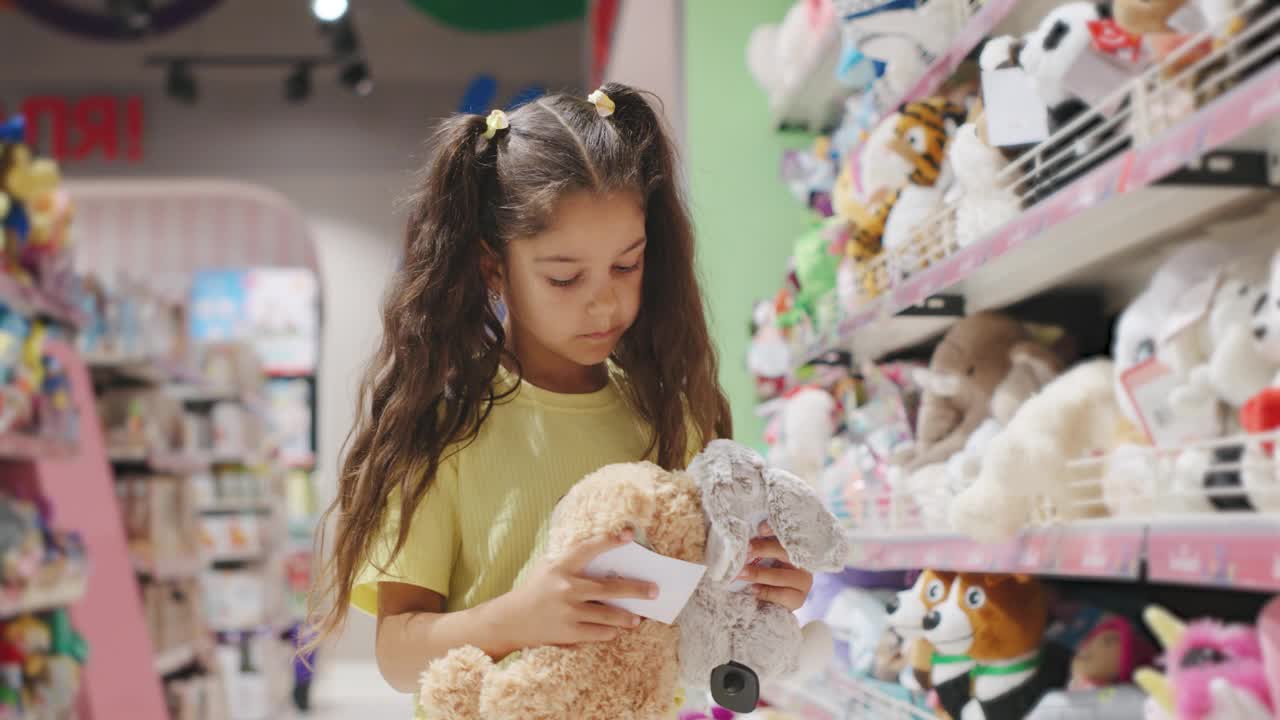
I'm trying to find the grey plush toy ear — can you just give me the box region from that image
[688,439,764,584]
[762,467,850,573]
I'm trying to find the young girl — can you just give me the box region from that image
[312,83,816,705]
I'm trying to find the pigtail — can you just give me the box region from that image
[310,111,512,646]
[600,84,734,466]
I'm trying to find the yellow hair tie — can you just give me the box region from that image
[587,89,615,118]
[483,109,509,139]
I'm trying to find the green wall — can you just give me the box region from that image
[685,0,815,447]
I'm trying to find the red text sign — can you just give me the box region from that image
[0,95,144,164]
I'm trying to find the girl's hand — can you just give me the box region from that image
[737,522,814,611]
[499,530,658,650]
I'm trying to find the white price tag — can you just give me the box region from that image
[583,542,707,624]
[1061,47,1141,113]
[1120,359,1220,446]
[1168,3,1210,33]
[1160,272,1220,346]
[981,68,1050,148]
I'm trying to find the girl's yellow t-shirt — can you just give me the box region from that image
[352,366,661,615]
[352,367,699,717]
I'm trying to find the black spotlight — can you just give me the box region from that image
[327,16,360,56]
[107,0,153,33]
[166,61,197,104]
[339,60,374,96]
[285,63,312,104]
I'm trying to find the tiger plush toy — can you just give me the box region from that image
[832,97,964,301]
[880,97,966,279]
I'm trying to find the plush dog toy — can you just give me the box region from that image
[676,440,850,713]
[885,568,957,691]
[418,461,706,720]
[925,573,1068,720]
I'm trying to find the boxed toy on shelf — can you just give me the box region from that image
[0,609,88,719]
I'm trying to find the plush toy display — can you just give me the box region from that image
[900,336,1065,529]
[747,0,847,131]
[766,386,838,488]
[1015,2,1129,201]
[418,461,706,720]
[748,300,793,402]
[951,359,1116,540]
[925,573,1069,720]
[948,102,1024,248]
[1135,605,1276,720]
[822,585,896,676]
[877,98,967,278]
[1024,686,1150,720]
[1166,256,1277,415]
[893,312,1037,474]
[677,440,850,712]
[1068,614,1155,690]
[885,569,957,695]
[837,0,958,103]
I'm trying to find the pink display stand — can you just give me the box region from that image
[7,340,169,720]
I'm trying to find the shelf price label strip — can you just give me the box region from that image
[1147,521,1280,592]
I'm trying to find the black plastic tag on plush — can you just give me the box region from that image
[710,662,760,714]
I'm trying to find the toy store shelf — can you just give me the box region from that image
[154,644,199,676]
[168,383,241,405]
[1145,515,1280,593]
[766,670,934,720]
[208,550,268,565]
[109,446,212,476]
[0,272,87,329]
[87,353,176,386]
[803,59,1280,365]
[0,433,78,461]
[132,551,206,580]
[764,677,845,720]
[198,502,273,516]
[846,520,1146,580]
[0,572,88,619]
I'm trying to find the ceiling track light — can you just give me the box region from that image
[323,15,360,57]
[285,63,313,104]
[165,60,197,105]
[146,48,375,103]
[311,0,349,23]
[339,60,374,97]
[106,0,154,34]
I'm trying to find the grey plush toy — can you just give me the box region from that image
[677,440,851,711]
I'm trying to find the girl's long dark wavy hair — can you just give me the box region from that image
[311,83,732,641]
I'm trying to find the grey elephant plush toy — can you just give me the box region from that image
[677,440,850,712]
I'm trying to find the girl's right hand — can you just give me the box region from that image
[499,530,658,649]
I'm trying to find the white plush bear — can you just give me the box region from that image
[1167,258,1276,415]
[950,360,1117,540]
[1249,250,1280,375]
[747,0,847,131]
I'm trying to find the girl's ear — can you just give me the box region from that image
[480,250,504,296]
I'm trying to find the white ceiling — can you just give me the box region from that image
[0,0,586,92]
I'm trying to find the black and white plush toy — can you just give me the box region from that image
[1017,2,1129,201]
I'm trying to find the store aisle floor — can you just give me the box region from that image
[304,660,411,718]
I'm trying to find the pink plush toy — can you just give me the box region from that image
[1136,606,1275,720]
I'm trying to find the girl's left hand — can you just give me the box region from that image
[736,521,814,611]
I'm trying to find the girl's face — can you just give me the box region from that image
[500,190,645,388]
